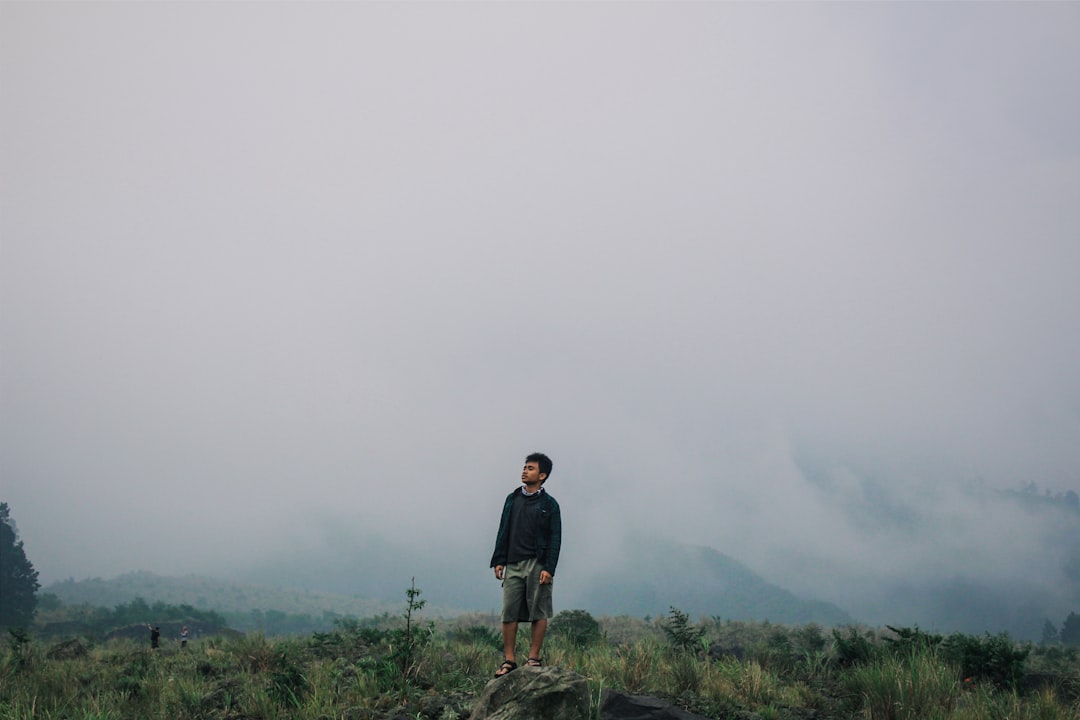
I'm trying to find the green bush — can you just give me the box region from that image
[870,625,1031,691]
[884,625,943,655]
[939,631,1030,690]
[831,626,879,667]
[791,623,826,653]
[308,617,388,660]
[549,609,603,646]
[1030,643,1079,674]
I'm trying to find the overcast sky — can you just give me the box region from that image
[2,2,1079,620]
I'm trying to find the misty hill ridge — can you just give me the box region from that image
[232,532,856,626]
[44,539,854,629]
[572,539,854,626]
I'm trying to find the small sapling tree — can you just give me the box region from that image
[662,606,704,653]
[389,577,431,687]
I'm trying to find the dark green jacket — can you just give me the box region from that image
[489,488,562,576]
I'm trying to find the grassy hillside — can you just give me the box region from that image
[4,608,1077,720]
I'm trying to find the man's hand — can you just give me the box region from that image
[494,565,504,580]
[539,570,553,585]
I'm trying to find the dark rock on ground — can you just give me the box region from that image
[417,691,471,719]
[46,638,88,660]
[600,689,714,720]
[468,665,591,720]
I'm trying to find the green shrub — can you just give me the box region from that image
[1029,643,1079,675]
[309,617,387,660]
[791,623,826,653]
[3,626,35,675]
[939,631,1030,690]
[662,606,704,653]
[549,609,603,646]
[884,625,944,655]
[831,626,879,667]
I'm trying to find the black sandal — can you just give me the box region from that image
[526,657,543,667]
[494,659,517,677]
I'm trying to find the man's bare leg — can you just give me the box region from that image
[502,621,518,663]
[528,619,548,663]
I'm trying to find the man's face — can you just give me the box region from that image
[522,461,546,485]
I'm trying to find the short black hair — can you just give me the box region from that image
[526,452,553,480]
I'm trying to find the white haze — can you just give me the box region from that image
[2,2,1079,626]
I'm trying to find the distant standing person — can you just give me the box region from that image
[180,626,189,649]
[147,624,160,649]
[489,452,561,677]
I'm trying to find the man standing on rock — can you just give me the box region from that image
[490,452,561,677]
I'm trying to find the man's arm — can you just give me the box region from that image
[541,498,561,579]
[490,493,513,572]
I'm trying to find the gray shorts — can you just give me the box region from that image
[501,558,553,623]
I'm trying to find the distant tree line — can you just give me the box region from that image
[34,596,229,639]
[225,608,356,636]
[103,597,227,628]
[1002,483,1080,512]
[1041,612,1080,647]
[40,596,358,638]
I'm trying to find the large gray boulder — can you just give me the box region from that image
[468,665,591,720]
[599,689,715,720]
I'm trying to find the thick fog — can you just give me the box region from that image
[3,3,1079,628]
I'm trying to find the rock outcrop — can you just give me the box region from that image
[600,689,715,720]
[46,638,88,660]
[468,665,591,720]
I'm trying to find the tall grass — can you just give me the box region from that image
[840,646,960,720]
[949,684,1080,720]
